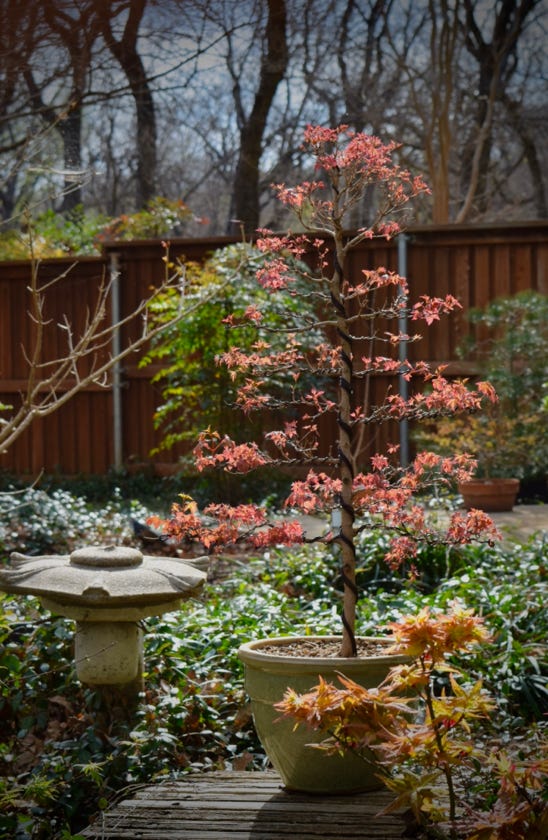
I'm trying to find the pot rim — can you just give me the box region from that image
[457,477,520,488]
[238,634,410,672]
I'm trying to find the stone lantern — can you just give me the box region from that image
[0,545,207,691]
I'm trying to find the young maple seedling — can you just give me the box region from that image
[276,606,548,840]
[151,125,499,656]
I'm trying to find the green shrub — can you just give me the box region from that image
[0,207,108,259]
[417,291,548,482]
[0,198,196,260]
[142,242,326,459]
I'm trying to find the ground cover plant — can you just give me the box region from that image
[0,483,151,558]
[0,480,546,838]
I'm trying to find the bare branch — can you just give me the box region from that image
[0,254,216,456]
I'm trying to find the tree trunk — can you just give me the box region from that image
[59,107,83,213]
[227,0,288,235]
[100,0,157,209]
[458,0,538,221]
[332,226,358,658]
[503,93,547,218]
[40,0,99,214]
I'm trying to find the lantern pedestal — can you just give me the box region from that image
[0,545,208,728]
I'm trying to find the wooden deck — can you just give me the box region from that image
[82,770,407,838]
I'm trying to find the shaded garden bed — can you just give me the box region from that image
[0,483,547,837]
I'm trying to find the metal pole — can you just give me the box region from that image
[110,252,123,471]
[398,234,409,468]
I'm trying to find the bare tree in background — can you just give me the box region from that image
[369,0,545,223]
[457,0,541,221]
[227,0,288,234]
[298,0,399,228]
[97,0,157,209]
[24,1,101,214]
[302,0,394,132]
[0,1,59,221]
[382,0,461,223]
[0,0,546,231]
[0,0,161,220]
[501,91,547,218]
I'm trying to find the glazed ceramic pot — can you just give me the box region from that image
[238,635,409,794]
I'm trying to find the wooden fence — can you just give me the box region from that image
[1,222,547,477]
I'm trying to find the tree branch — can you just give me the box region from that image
[0,254,210,456]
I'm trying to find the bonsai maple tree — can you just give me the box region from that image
[151,125,498,657]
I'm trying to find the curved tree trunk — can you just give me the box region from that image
[333,239,358,658]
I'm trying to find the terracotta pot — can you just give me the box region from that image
[238,635,410,794]
[458,478,520,512]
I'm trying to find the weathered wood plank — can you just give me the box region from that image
[117,798,397,814]
[83,771,406,839]
[86,820,396,838]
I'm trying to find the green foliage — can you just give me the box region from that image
[97,197,194,242]
[142,242,325,457]
[0,207,108,259]
[0,484,152,558]
[0,198,196,260]
[418,291,548,480]
[435,537,548,723]
[0,482,546,836]
[468,291,548,388]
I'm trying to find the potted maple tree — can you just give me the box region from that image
[151,125,498,792]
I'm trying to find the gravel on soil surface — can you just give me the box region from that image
[257,638,398,658]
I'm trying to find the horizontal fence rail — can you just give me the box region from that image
[1,222,547,477]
